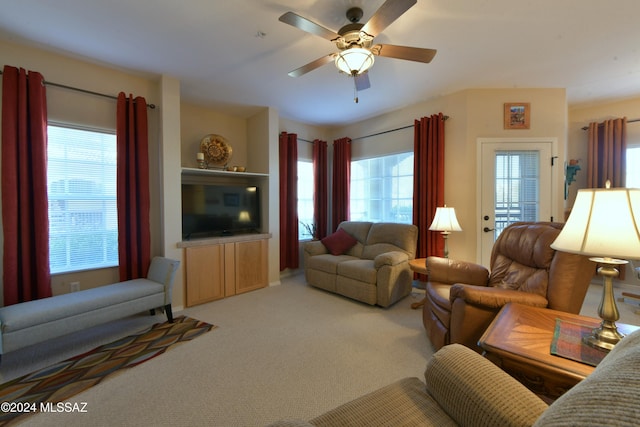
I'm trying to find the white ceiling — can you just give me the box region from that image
[1,0,639,127]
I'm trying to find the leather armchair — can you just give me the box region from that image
[423,222,596,352]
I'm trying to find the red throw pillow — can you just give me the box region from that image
[321,228,358,256]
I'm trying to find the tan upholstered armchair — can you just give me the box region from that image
[423,222,596,352]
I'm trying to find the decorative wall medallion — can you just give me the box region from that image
[200,134,232,165]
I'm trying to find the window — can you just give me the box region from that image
[494,150,539,236]
[47,125,119,274]
[628,146,640,188]
[297,160,315,240]
[350,153,414,223]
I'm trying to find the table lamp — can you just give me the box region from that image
[551,183,640,351]
[429,205,462,258]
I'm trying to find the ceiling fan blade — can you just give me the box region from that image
[287,54,336,78]
[279,12,340,41]
[372,44,437,63]
[361,0,417,37]
[354,73,371,91]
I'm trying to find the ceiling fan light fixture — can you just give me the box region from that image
[335,47,375,76]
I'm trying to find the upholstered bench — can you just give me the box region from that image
[0,256,179,360]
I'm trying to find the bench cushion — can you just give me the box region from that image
[0,279,163,333]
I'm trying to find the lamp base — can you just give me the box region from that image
[582,257,628,352]
[583,320,624,352]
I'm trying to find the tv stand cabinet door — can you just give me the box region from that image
[185,245,225,307]
[234,239,268,294]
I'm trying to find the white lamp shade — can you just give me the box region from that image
[429,206,462,232]
[551,187,640,260]
[335,47,375,75]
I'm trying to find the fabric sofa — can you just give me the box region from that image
[268,328,640,426]
[303,221,418,307]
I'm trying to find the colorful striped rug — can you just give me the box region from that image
[0,315,215,426]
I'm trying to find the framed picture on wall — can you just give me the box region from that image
[504,103,530,129]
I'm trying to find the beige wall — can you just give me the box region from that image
[2,36,637,301]
[279,117,331,162]
[0,39,165,299]
[181,103,248,170]
[331,87,567,264]
[179,104,279,284]
[158,75,184,308]
[250,108,280,284]
[1,39,283,305]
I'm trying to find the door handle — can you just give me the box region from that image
[483,227,495,232]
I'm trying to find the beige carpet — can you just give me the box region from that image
[4,276,639,427]
[7,276,433,426]
[0,316,214,426]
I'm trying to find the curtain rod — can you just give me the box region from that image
[296,115,450,143]
[352,115,449,142]
[581,117,639,130]
[0,69,156,109]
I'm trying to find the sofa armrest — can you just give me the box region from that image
[450,284,549,309]
[426,256,489,286]
[374,251,409,268]
[303,240,328,257]
[425,343,548,426]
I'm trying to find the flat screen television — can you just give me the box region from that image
[182,183,260,239]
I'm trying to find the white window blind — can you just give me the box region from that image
[494,150,539,236]
[297,160,314,240]
[350,152,414,223]
[628,146,640,188]
[47,125,119,274]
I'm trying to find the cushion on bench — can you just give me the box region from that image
[0,279,163,333]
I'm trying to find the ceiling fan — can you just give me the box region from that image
[278,0,437,102]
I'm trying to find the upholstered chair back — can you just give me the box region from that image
[336,221,372,258]
[361,222,419,260]
[488,222,595,312]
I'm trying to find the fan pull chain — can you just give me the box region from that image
[353,77,359,103]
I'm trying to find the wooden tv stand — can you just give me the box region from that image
[178,233,270,307]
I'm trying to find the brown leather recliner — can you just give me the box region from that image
[423,222,596,352]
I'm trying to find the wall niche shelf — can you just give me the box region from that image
[181,167,268,178]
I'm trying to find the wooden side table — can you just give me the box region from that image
[478,302,639,402]
[409,258,427,309]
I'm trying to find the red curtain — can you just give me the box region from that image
[332,137,351,231]
[413,113,445,264]
[1,65,51,304]
[313,139,328,239]
[279,132,299,270]
[116,93,151,281]
[587,118,627,188]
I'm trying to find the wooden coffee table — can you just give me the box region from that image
[478,302,639,402]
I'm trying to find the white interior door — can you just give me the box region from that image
[479,139,555,266]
